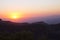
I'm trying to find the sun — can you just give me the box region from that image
[11,15,18,19]
[8,12,22,20]
[12,16,17,19]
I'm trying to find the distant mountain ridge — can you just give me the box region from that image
[0,19,60,40]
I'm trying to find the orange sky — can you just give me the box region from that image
[0,0,60,22]
[0,11,60,22]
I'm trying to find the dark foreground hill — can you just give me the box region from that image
[0,19,60,40]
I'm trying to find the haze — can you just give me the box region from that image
[0,0,60,24]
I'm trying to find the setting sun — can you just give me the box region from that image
[8,12,22,20]
[11,15,18,19]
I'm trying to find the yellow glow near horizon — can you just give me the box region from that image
[8,12,22,20]
[11,14,19,19]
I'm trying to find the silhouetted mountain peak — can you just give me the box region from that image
[32,21,47,25]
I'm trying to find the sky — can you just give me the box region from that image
[0,0,60,23]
